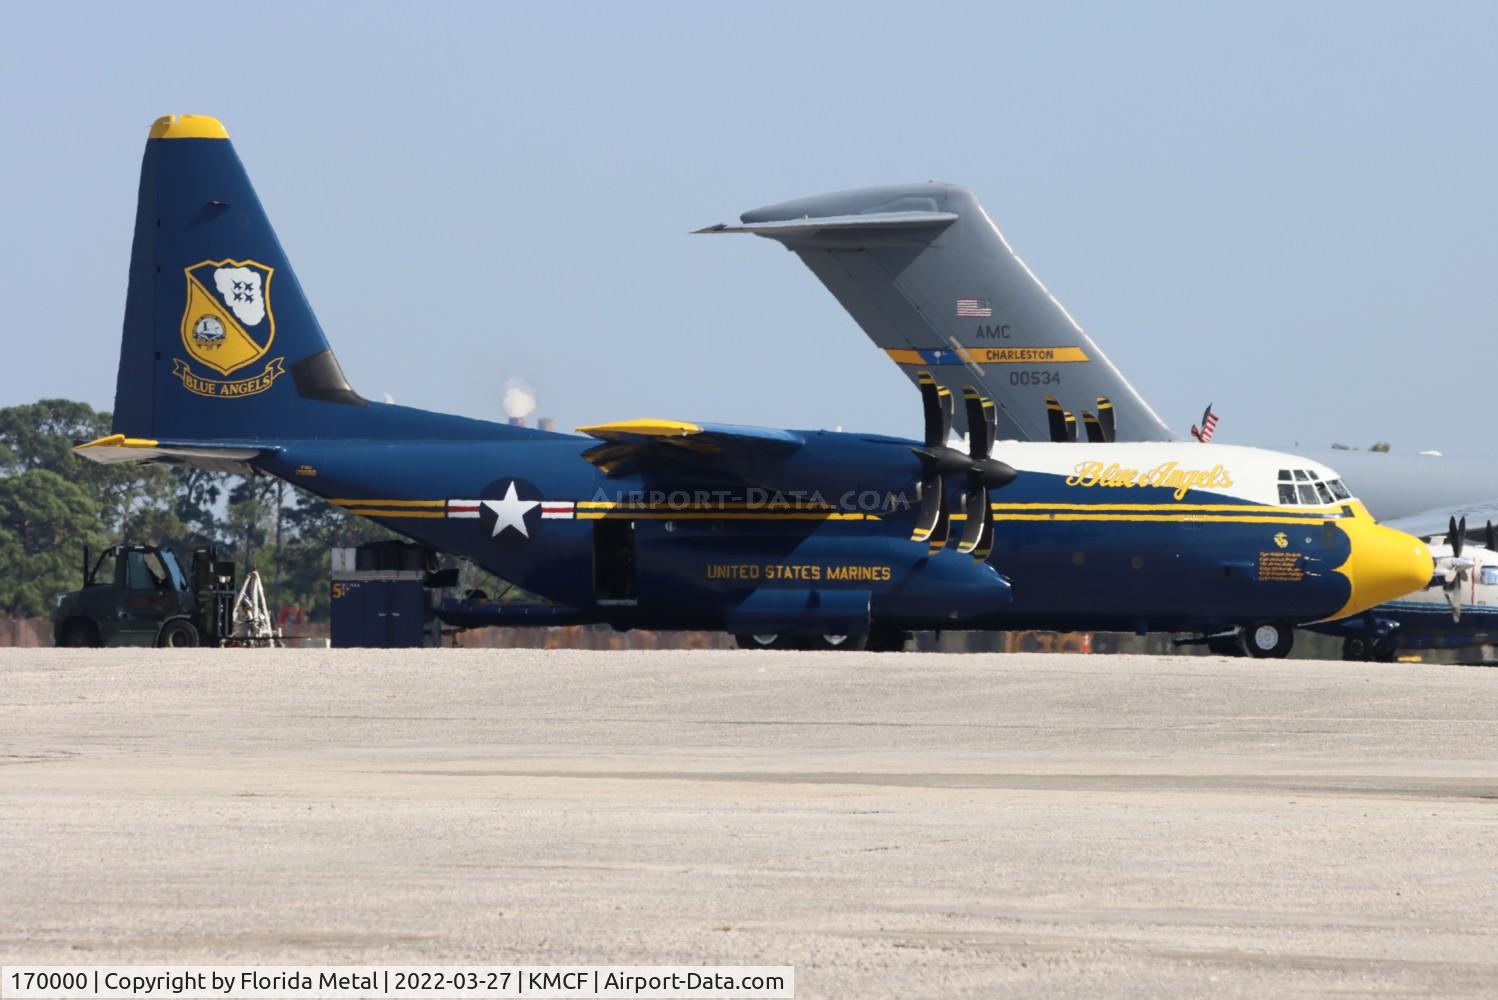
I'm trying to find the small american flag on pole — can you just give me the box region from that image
[956,298,992,317]
[1189,404,1220,443]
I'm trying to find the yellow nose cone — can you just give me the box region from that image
[1323,512,1433,621]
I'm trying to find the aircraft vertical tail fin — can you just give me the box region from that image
[697,183,1174,443]
[113,115,375,442]
[109,115,550,449]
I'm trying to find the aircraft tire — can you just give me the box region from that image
[1371,637,1397,663]
[157,619,200,648]
[1241,622,1293,659]
[806,634,869,652]
[1343,636,1370,661]
[734,633,793,650]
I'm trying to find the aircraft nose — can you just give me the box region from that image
[1328,519,1433,621]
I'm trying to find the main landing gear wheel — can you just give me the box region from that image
[735,633,794,650]
[1241,622,1294,659]
[1371,636,1397,663]
[733,633,873,651]
[805,634,868,651]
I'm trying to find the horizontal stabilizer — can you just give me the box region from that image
[73,433,275,474]
[693,210,957,238]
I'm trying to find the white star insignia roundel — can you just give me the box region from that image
[483,481,540,538]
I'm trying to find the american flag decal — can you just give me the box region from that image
[956,298,992,317]
[541,501,575,520]
[1189,404,1220,443]
[447,499,481,519]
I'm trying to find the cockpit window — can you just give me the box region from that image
[1276,468,1351,506]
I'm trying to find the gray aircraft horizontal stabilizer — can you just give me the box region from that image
[700,182,1173,443]
[694,210,957,237]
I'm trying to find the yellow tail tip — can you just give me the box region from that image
[149,114,229,140]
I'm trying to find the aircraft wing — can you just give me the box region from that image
[1381,500,1498,542]
[698,182,1174,443]
[73,434,277,475]
[575,419,804,477]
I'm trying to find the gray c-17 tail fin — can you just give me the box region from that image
[697,182,1173,442]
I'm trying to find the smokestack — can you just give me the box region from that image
[508,417,526,427]
[537,417,556,433]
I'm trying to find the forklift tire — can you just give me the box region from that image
[157,619,200,648]
[60,619,101,648]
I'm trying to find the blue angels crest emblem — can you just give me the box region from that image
[174,259,285,398]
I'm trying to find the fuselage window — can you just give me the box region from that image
[1482,567,1498,587]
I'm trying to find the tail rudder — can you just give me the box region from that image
[115,115,366,442]
[698,182,1174,443]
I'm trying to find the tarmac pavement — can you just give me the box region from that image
[2,648,1496,998]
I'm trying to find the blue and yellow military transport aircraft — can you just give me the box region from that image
[72,115,1433,654]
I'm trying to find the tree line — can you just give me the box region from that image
[0,398,395,620]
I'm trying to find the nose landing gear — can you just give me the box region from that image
[1241,622,1294,659]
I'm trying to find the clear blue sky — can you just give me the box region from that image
[2,2,1494,455]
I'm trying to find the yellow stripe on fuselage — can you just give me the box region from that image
[990,501,1346,514]
[340,510,448,519]
[332,499,447,508]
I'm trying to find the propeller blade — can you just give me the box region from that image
[956,486,989,555]
[1487,520,1495,552]
[1082,411,1105,443]
[910,473,943,545]
[1449,515,1464,559]
[1064,411,1078,443]
[1044,395,1067,443]
[973,498,996,560]
[927,481,952,555]
[916,370,953,449]
[1445,581,1463,622]
[1096,396,1116,443]
[962,386,995,459]
[1456,516,1467,558]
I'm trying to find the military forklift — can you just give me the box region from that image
[52,545,237,647]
